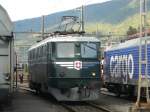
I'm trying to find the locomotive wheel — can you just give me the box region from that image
[35,84,42,95]
[127,86,135,97]
[115,85,121,97]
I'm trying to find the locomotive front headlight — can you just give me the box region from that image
[92,72,96,76]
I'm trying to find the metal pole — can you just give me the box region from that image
[16,52,18,88]
[81,5,84,32]
[143,0,150,103]
[143,0,147,36]
[41,15,45,39]
[10,33,14,92]
[136,0,143,105]
[145,39,150,103]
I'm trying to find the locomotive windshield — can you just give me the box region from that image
[56,42,98,58]
[57,43,74,58]
[81,43,97,58]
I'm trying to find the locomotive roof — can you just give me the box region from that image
[28,36,99,51]
[105,36,150,52]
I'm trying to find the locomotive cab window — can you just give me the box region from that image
[52,43,56,58]
[81,43,97,58]
[56,43,74,58]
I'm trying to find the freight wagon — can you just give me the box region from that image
[104,36,150,96]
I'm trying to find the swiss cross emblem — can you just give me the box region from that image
[74,61,82,70]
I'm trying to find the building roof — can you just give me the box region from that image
[0,5,13,36]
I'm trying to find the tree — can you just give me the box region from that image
[126,26,137,35]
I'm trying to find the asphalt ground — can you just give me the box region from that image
[1,83,150,112]
[1,88,66,112]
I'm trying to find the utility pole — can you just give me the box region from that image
[81,5,84,32]
[15,52,18,89]
[129,1,150,111]
[41,15,45,40]
[141,0,147,36]
[136,0,150,109]
[10,33,14,92]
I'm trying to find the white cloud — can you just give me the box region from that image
[0,0,110,21]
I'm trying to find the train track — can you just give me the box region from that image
[85,102,113,112]
[60,103,77,112]
[60,102,113,112]
[19,85,36,93]
[20,85,113,112]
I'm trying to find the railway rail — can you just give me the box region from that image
[60,102,114,112]
[60,103,77,112]
[19,85,113,112]
[85,102,113,112]
[60,102,113,112]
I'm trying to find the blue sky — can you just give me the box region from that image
[0,0,110,21]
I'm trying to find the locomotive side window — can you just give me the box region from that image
[33,50,35,59]
[81,43,97,58]
[35,48,38,59]
[41,46,43,57]
[42,46,45,57]
[57,43,74,58]
[37,48,40,59]
[43,45,46,56]
[32,51,33,59]
[52,43,56,58]
[75,43,81,57]
[47,43,51,59]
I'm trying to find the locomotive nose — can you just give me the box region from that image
[54,61,100,89]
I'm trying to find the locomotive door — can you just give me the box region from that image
[47,43,54,78]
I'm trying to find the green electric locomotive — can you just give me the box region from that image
[28,35,101,101]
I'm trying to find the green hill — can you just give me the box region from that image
[14,0,150,34]
[14,0,150,63]
[14,0,150,43]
